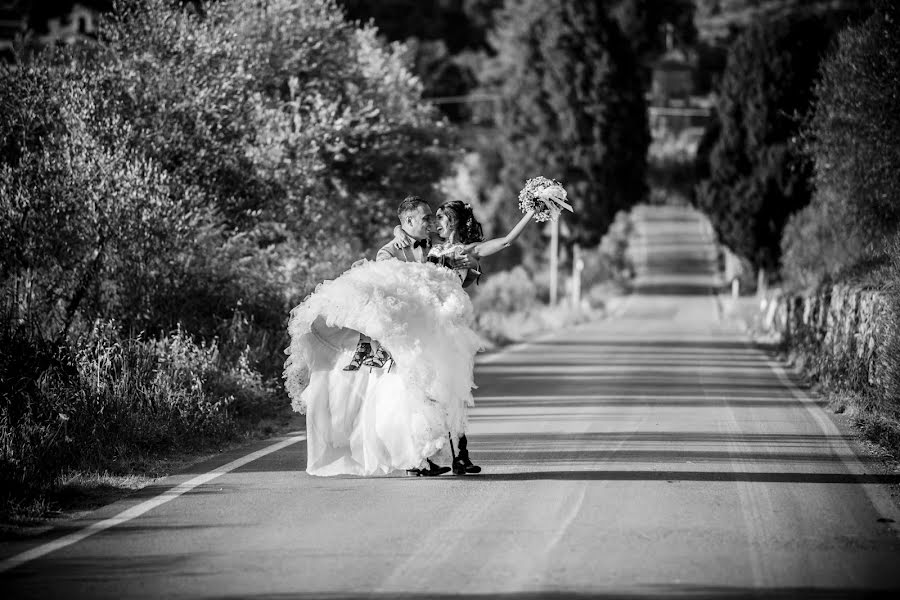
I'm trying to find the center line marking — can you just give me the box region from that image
[0,434,306,574]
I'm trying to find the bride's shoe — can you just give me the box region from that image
[363,346,392,368]
[343,341,372,371]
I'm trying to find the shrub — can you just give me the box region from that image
[0,321,237,503]
[880,236,900,416]
[780,188,868,288]
[0,0,453,512]
[471,266,538,315]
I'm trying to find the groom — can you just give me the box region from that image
[376,195,482,476]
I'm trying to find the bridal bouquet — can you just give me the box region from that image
[517,176,573,222]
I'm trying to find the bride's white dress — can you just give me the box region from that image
[283,259,481,476]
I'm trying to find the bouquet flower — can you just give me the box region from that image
[517,176,573,222]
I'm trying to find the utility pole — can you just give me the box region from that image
[549,217,559,306]
[572,243,583,308]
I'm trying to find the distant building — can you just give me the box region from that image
[647,26,713,160]
[37,2,99,45]
[647,25,712,155]
[0,1,108,64]
[0,1,27,63]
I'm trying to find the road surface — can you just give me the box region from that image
[3,205,900,598]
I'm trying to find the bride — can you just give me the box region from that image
[284,183,567,477]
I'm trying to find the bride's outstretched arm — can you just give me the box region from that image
[463,210,535,259]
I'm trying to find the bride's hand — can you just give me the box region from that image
[447,254,472,270]
[392,227,415,249]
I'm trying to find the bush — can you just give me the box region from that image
[0,0,453,512]
[471,266,537,315]
[780,188,869,288]
[880,236,900,417]
[0,321,237,504]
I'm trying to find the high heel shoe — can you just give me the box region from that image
[363,346,392,368]
[343,341,372,371]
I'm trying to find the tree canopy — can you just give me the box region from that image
[0,0,452,339]
[479,0,649,246]
[781,0,900,286]
[695,11,852,270]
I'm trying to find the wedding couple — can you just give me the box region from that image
[284,195,536,477]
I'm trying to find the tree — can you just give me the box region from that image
[479,0,649,246]
[0,0,454,340]
[695,11,853,271]
[781,0,900,285]
[337,0,503,122]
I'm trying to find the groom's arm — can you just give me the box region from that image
[376,242,398,262]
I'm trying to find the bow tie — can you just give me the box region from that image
[413,239,430,249]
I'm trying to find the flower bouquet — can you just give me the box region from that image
[517,176,573,222]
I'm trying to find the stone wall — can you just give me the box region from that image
[775,285,888,395]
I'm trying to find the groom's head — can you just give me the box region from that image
[397,196,433,240]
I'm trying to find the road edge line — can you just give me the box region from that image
[762,357,900,536]
[0,434,307,574]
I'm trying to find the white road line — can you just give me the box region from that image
[0,434,306,574]
[762,357,900,536]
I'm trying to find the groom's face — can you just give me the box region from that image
[403,205,433,240]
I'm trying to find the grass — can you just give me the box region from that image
[0,401,301,536]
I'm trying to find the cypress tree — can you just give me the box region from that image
[695,12,853,271]
[480,0,649,245]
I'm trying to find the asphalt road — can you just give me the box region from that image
[3,205,900,599]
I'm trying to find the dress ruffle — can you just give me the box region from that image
[283,259,482,475]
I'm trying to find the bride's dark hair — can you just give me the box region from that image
[437,201,484,244]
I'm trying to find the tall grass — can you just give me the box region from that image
[0,317,282,515]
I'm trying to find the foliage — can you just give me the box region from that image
[0,0,452,512]
[470,266,596,345]
[0,321,236,504]
[597,210,635,282]
[471,266,537,315]
[479,0,649,247]
[782,0,900,286]
[1,0,453,335]
[881,236,900,423]
[780,188,869,288]
[695,12,849,271]
[337,0,503,122]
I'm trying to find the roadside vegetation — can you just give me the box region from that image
[0,0,453,522]
[1,0,650,522]
[696,0,900,456]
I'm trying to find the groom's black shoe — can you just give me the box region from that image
[407,460,451,477]
[452,456,481,475]
[452,434,481,475]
